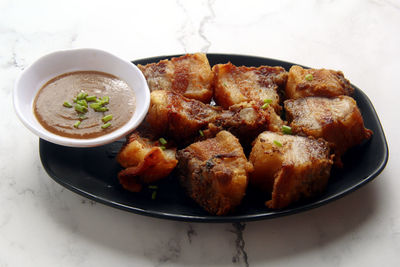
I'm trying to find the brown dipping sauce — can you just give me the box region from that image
[34,71,136,139]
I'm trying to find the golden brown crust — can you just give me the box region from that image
[212,62,287,112]
[284,96,372,166]
[117,54,373,215]
[285,65,354,99]
[146,90,221,142]
[146,90,285,146]
[116,131,178,192]
[267,158,332,209]
[177,131,253,215]
[205,101,285,146]
[249,131,333,209]
[138,53,214,103]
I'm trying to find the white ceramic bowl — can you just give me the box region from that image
[13,48,150,147]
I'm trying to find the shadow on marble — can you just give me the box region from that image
[38,180,239,265]
[38,174,379,265]
[244,181,379,264]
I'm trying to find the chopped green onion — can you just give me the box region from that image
[160,145,166,150]
[151,190,157,200]
[65,92,113,128]
[77,92,88,100]
[101,96,109,104]
[102,114,113,123]
[95,107,109,112]
[76,99,88,108]
[74,104,88,113]
[90,102,102,109]
[273,140,283,147]
[78,114,88,120]
[263,99,273,104]
[282,125,292,135]
[199,130,204,137]
[261,103,269,109]
[101,122,111,129]
[159,137,167,145]
[73,121,81,128]
[148,185,158,190]
[85,95,97,102]
[223,83,227,87]
[63,101,73,108]
[305,73,313,81]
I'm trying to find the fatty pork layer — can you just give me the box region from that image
[284,96,372,166]
[212,62,287,112]
[177,131,253,215]
[249,131,333,209]
[138,53,214,103]
[117,131,178,192]
[285,65,354,99]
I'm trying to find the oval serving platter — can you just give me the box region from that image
[39,54,388,223]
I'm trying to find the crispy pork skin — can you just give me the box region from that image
[146,90,284,145]
[285,65,354,99]
[212,63,287,112]
[138,53,214,103]
[284,96,372,166]
[205,101,285,146]
[146,90,221,142]
[249,131,333,209]
[177,131,253,215]
[117,132,178,192]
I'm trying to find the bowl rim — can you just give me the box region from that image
[13,48,150,147]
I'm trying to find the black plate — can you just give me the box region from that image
[39,54,388,222]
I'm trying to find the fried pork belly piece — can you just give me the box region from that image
[205,101,285,146]
[117,132,178,192]
[284,96,372,166]
[177,131,253,215]
[212,62,287,112]
[138,53,214,103]
[147,90,284,145]
[146,90,221,142]
[249,131,333,209]
[285,65,354,99]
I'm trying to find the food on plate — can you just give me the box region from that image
[285,65,354,99]
[284,96,372,166]
[212,62,287,112]
[146,90,284,145]
[249,131,333,209]
[114,53,373,215]
[146,90,221,142]
[138,53,213,103]
[34,71,135,138]
[117,131,178,192]
[205,101,285,146]
[177,131,253,215]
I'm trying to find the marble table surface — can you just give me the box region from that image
[1,0,399,266]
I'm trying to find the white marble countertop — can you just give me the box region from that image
[1,0,399,266]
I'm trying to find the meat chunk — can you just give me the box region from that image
[138,53,214,103]
[147,90,285,146]
[212,62,287,112]
[284,96,372,166]
[177,131,253,215]
[249,131,333,209]
[146,90,221,142]
[117,131,178,192]
[205,101,285,146]
[285,65,354,99]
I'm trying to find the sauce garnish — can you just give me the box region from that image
[34,71,136,139]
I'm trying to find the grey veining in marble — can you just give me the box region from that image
[1,0,400,266]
